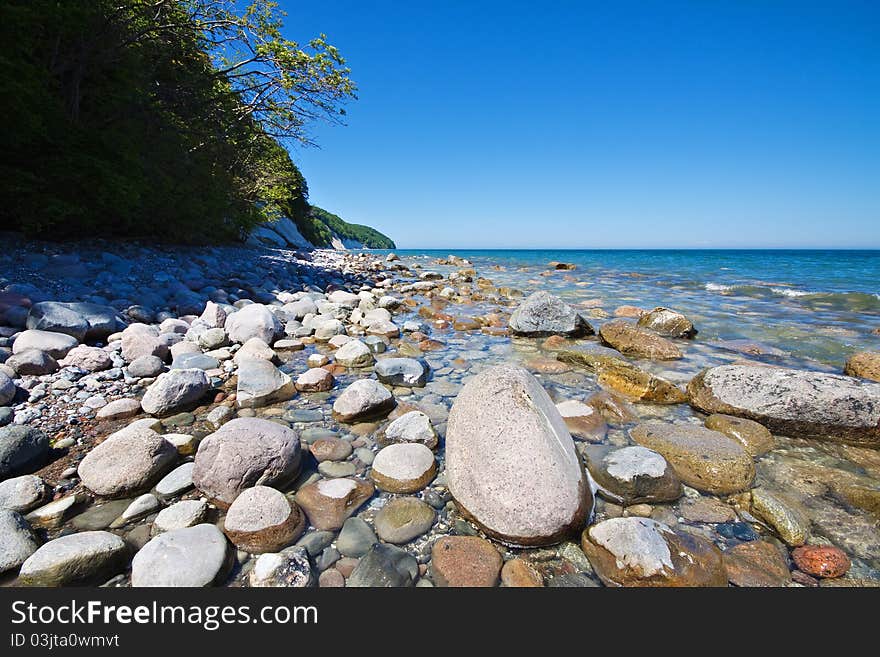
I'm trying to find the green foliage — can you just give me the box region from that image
[308,206,396,249]
[0,0,355,243]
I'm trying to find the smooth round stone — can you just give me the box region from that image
[583,445,682,504]
[318,461,357,478]
[128,355,165,378]
[791,545,851,578]
[250,546,313,587]
[274,339,304,352]
[235,358,295,409]
[347,543,418,587]
[171,353,219,371]
[307,354,330,368]
[501,558,544,587]
[431,536,503,587]
[223,486,305,553]
[77,423,177,497]
[630,422,755,495]
[318,568,345,587]
[336,517,377,557]
[581,517,727,587]
[354,447,375,465]
[96,398,141,421]
[132,524,233,587]
[26,493,87,529]
[370,443,437,493]
[141,368,210,416]
[296,368,334,392]
[749,488,810,546]
[335,340,374,368]
[0,475,48,513]
[198,328,229,350]
[704,414,775,457]
[12,329,78,359]
[556,399,608,442]
[118,493,159,523]
[637,307,697,338]
[233,337,277,364]
[58,345,112,372]
[152,499,209,534]
[722,540,792,587]
[375,358,428,387]
[598,320,683,360]
[0,509,39,573]
[295,530,335,557]
[310,437,353,462]
[363,335,387,354]
[154,462,195,498]
[6,349,58,375]
[70,500,132,531]
[374,497,435,544]
[294,478,374,530]
[381,411,438,449]
[19,531,128,586]
[332,379,396,423]
[0,425,49,479]
[677,497,737,524]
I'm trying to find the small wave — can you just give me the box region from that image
[704,281,880,313]
[770,287,813,298]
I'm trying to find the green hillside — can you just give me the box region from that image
[296,206,395,249]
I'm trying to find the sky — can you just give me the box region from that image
[281,0,879,249]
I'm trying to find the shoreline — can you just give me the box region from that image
[1,234,879,588]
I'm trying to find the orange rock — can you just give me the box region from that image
[431,536,502,587]
[501,559,544,587]
[614,305,646,318]
[792,545,851,578]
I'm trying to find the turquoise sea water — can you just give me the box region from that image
[380,249,880,368]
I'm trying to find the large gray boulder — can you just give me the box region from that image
[508,291,593,338]
[18,531,128,586]
[77,422,177,497]
[131,524,233,587]
[192,418,302,508]
[141,368,210,416]
[445,364,592,546]
[0,426,49,479]
[688,364,880,446]
[235,358,296,409]
[26,302,120,341]
[225,304,280,345]
[0,509,39,573]
[12,330,78,359]
[0,370,17,406]
[0,475,48,513]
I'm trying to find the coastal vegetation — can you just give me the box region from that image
[0,0,384,245]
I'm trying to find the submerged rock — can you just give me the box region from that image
[445,364,592,546]
[222,486,306,554]
[688,365,880,446]
[581,517,726,587]
[332,379,396,423]
[582,445,681,504]
[370,443,436,493]
[704,413,774,456]
[722,540,791,587]
[508,291,593,338]
[294,478,374,530]
[347,543,418,587]
[598,320,683,360]
[630,422,755,495]
[235,358,296,408]
[749,488,810,546]
[431,536,503,587]
[844,351,880,382]
[636,307,697,338]
[375,357,428,387]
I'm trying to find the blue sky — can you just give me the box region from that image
[282,0,879,249]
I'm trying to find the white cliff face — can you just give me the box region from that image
[330,233,365,250]
[249,219,366,251]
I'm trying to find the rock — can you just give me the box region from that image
[558,349,686,403]
[583,445,681,504]
[19,531,128,586]
[375,357,428,387]
[598,321,683,360]
[152,499,209,534]
[131,524,233,587]
[314,319,345,341]
[704,413,774,456]
[128,355,165,378]
[677,497,736,523]
[501,559,544,587]
[637,307,697,338]
[431,536,502,587]
[336,517,377,557]
[334,340,374,368]
[77,422,177,497]
[581,517,726,587]
[0,426,49,479]
[26,302,119,342]
[25,493,86,529]
[382,411,438,450]
[206,405,234,429]
[318,461,356,478]
[193,418,302,508]
[0,475,47,512]
[154,462,194,498]
[370,443,436,493]
[141,368,210,416]
[332,379,396,423]
[0,370,15,406]
[223,486,306,553]
[171,352,219,371]
[225,304,279,344]
[366,320,400,339]
[96,398,141,421]
[508,291,593,338]
[294,478,374,530]
[374,497,435,544]
[750,488,810,546]
[121,331,168,363]
[117,493,160,525]
[249,546,314,587]
[446,364,591,546]
[232,337,276,364]
[0,509,39,573]
[295,367,334,392]
[630,422,755,495]
[722,540,792,587]
[688,364,880,446]
[555,400,608,441]
[791,545,851,578]
[12,329,78,359]
[235,358,295,408]
[6,349,58,375]
[70,500,130,531]
[319,568,345,587]
[844,351,880,382]
[58,345,112,372]
[310,437,353,462]
[199,301,227,329]
[347,543,418,587]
